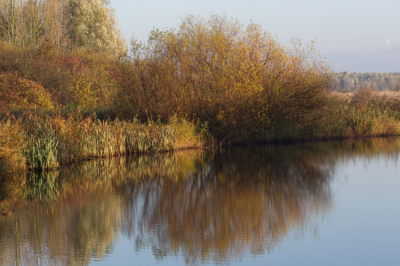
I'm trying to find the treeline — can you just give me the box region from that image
[332,72,400,91]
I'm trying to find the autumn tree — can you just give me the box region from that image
[68,0,127,57]
[0,0,126,57]
[121,14,331,141]
[0,0,26,44]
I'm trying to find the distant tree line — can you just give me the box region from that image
[332,72,400,91]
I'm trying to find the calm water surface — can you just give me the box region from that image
[0,138,400,265]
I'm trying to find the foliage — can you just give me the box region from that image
[0,41,120,111]
[68,0,127,57]
[0,0,70,48]
[0,119,25,176]
[2,11,400,175]
[0,70,54,112]
[170,115,209,149]
[0,0,126,57]
[318,89,400,138]
[117,15,331,142]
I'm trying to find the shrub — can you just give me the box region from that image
[0,71,54,112]
[0,119,25,177]
[117,15,332,142]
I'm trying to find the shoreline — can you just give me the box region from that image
[2,131,400,176]
[3,134,400,218]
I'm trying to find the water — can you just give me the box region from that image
[0,138,400,265]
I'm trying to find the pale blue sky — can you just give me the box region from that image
[111,0,400,72]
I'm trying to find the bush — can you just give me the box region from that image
[0,41,121,113]
[117,15,331,142]
[0,71,54,112]
[0,119,25,177]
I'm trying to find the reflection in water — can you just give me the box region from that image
[128,146,333,264]
[0,138,399,265]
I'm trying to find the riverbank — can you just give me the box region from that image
[2,87,400,175]
[2,14,400,175]
[0,112,207,177]
[3,136,400,217]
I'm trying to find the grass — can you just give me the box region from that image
[320,88,400,139]
[0,111,206,174]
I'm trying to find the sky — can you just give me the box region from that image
[110,0,400,73]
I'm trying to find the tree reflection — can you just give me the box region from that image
[127,146,333,264]
[1,138,400,265]
[0,189,125,266]
[0,151,205,266]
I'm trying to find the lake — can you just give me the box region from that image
[1,138,400,266]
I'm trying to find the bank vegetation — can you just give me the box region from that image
[1,10,400,176]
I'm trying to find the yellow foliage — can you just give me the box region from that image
[0,119,25,175]
[0,71,54,112]
[122,14,332,142]
[73,74,96,110]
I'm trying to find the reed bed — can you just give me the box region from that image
[319,88,400,139]
[0,112,196,172]
[55,117,176,165]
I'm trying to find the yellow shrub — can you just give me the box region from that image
[72,74,96,110]
[122,14,332,142]
[0,119,25,175]
[0,71,54,112]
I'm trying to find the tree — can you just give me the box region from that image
[68,0,127,57]
[121,14,331,141]
[0,0,26,44]
[0,0,69,48]
[0,0,126,57]
[39,0,70,49]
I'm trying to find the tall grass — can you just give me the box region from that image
[0,111,206,172]
[320,88,400,139]
[169,115,210,149]
[55,116,176,163]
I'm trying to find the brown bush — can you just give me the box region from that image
[116,15,332,142]
[0,41,120,112]
[0,71,54,112]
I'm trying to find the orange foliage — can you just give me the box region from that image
[0,71,54,112]
[117,15,332,141]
